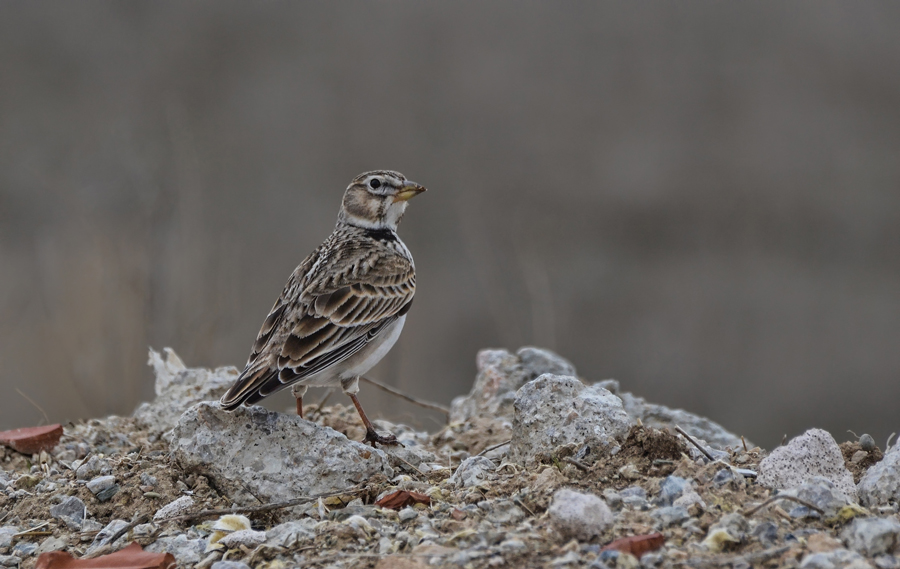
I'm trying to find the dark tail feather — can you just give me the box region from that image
[219,364,280,410]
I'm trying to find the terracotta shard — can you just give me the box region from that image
[36,542,175,569]
[0,424,63,454]
[601,532,665,558]
[374,489,432,510]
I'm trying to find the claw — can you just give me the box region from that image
[362,429,402,447]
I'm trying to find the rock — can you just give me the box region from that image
[0,555,18,567]
[674,491,707,510]
[860,435,877,453]
[86,475,116,495]
[758,429,858,503]
[449,347,577,424]
[95,485,119,502]
[800,549,874,569]
[657,475,691,506]
[211,562,252,569]
[75,456,111,481]
[49,496,86,531]
[448,456,497,488]
[485,500,526,524]
[509,375,630,466]
[170,402,393,505]
[0,527,18,549]
[783,478,853,518]
[652,506,690,527]
[808,533,845,553]
[154,496,194,521]
[145,534,206,565]
[707,513,750,544]
[35,536,67,555]
[547,489,613,541]
[616,391,745,450]
[841,517,900,557]
[218,529,267,549]
[752,522,779,546]
[266,520,317,548]
[85,519,129,556]
[134,348,239,434]
[859,442,900,508]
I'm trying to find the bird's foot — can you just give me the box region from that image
[362,428,402,447]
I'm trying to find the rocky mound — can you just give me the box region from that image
[0,346,898,568]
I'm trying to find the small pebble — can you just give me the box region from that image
[86,475,116,495]
[859,434,876,452]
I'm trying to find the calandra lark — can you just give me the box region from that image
[220,170,426,445]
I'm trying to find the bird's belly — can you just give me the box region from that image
[299,315,406,387]
[340,315,406,379]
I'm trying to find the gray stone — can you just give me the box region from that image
[800,549,873,569]
[758,429,858,503]
[616,391,745,451]
[449,347,577,424]
[95,485,119,502]
[11,543,36,557]
[859,442,900,508]
[510,375,631,466]
[134,348,239,434]
[170,402,393,505]
[657,476,691,506]
[784,478,853,518]
[85,519,129,556]
[86,475,116,495]
[145,534,206,565]
[211,562,252,569]
[652,506,690,527]
[35,536,67,555]
[75,456,111,481]
[49,495,86,530]
[548,488,613,541]
[841,517,900,557]
[448,456,497,488]
[0,527,18,549]
[486,500,526,524]
[0,555,18,567]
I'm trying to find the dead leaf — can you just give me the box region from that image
[375,490,432,510]
[601,532,665,558]
[0,424,63,454]
[35,542,175,569]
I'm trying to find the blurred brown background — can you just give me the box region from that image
[1,2,898,449]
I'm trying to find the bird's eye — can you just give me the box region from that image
[369,179,382,189]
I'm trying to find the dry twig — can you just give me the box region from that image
[563,457,590,471]
[674,425,714,462]
[742,495,825,517]
[157,487,365,524]
[359,376,449,415]
[477,439,511,457]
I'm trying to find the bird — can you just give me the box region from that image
[220,170,426,446]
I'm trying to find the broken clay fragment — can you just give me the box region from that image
[0,424,63,454]
[601,533,665,558]
[375,490,432,510]
[35,541,176,569]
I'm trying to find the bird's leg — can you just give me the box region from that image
[291,384,308,419]
[342,376,400,447]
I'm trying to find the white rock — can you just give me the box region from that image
[266,520,317,548]
[218,529,267,549]
[448,456,497,488]
[134,348,239,434]
[858,441,900,508]
[840,517,900,557]
[145,534,206,565]
[153,496,194,521]
[800,548,873,569]
[170,402,393,505]
[85,519,129,556]
[450,347,577,424]
[211,562,252,569]
[547,488,613,541]
[757,429,858,503]
[510,375,631,466]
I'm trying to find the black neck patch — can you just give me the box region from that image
[363,227,398,242]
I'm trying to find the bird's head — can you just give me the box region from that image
[339,170,426,231]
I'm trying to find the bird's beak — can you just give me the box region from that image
[393,181,427,202]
